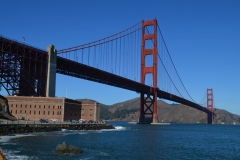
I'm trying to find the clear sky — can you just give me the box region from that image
[1,0,240,114]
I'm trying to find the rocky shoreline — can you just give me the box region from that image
[0,123,115,136]
[0,148,7,160]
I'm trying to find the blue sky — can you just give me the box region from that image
[1,0,240,114]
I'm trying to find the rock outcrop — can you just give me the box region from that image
[0,148,7,160]
[0,94,16,120]
[55,142,83,155]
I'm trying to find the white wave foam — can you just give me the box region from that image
[4,150,37,160]
[114,126,127,130]
[93,126,128,132]
[0,134,35,143]
[83,148,109,158]
[59,126,128,134]
[98,151,110,156]
[54,129,88,136]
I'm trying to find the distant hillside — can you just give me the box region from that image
[94,98,240,124]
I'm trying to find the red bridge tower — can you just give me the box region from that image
[207,88,214,124]
[139,19,158,124]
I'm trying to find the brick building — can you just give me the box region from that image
[81,101,100,121]
[5,96,100,122]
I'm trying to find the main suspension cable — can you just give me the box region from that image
[145,26,183,97]
[157,22,196,103]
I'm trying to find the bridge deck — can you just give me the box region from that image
[57,57,213,115]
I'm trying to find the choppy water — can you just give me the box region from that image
[1,122,240,160]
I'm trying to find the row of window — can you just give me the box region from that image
[11,110,84,116]
[10,104,62,109]
[11,110,61,115]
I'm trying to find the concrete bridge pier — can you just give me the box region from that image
[138,92,158,124]
[46,45,57,97]
[207,112,214,124]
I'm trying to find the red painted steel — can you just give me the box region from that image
[139,19,158,123]
[207,88,214,124]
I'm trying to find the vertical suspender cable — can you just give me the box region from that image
[115,37,117,74]
[81,49,83,64]
[88,47,90,66]
[94,45,96,67]
[119,37,121,75]
[111,39,113,73]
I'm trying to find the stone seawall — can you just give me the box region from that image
[0,123,115,136]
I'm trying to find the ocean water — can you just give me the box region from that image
[0,122,240,160]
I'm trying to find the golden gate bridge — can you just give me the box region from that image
[0,19,214,124]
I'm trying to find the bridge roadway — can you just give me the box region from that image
[57,57,213,116]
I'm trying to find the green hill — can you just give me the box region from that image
[96,98,240,124]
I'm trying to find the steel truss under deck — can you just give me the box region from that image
[0,36,48,96]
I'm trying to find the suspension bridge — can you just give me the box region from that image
[0,19,214,124]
